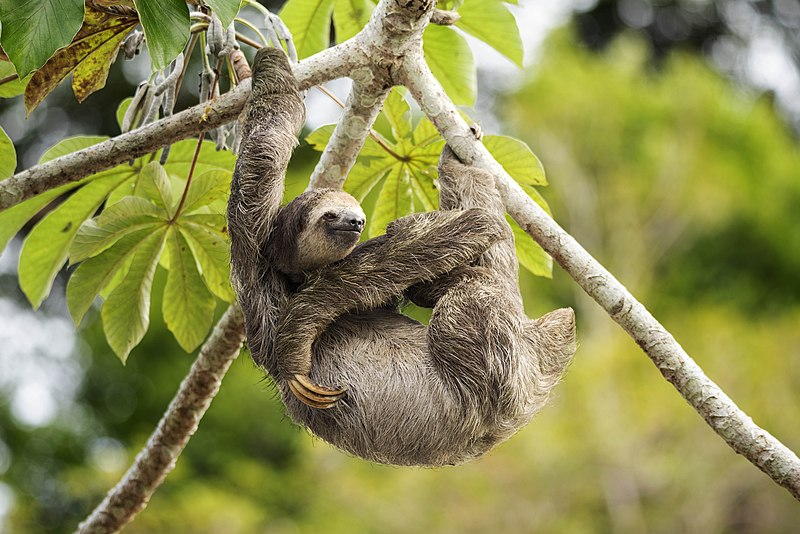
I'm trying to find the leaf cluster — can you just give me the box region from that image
[0,129,235,362]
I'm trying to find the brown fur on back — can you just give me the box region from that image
[228,48,577,467]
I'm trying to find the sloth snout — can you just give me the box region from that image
[347,216,365,231]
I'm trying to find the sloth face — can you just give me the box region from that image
[293,191,366,272]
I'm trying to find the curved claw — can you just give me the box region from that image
[288,374,346,409]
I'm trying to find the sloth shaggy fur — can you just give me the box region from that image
[228,48,577,467]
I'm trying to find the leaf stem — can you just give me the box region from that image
[0,73,19,86]
[172,58,223,221]
[235,32,262,50]
[235,17,268,47]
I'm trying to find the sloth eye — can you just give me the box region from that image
[322,212,338,222]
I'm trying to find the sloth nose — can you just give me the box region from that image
[348,216,365,231]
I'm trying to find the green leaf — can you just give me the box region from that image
[368,165,412,237]
[483,134,546,186]
[0,0,84,78]
[411,116,440,146]
[67,226,159,325]
[0,190,61,253]
[456,0,523,67]
[521,183,552,216]
[133,0,189,71]
[407,162,438,212]
[305,124,335,151]
[203,0,240,28]
[180,216,234,302]
[422,24,475,106]
[0,136,107,253]
[70,196,165,264]
[138,161,174,215]
[19,172,129,308]
[39,135,108,164]
[0,60,31,98]
[116,96,133,131]
[102,226,167,362]
[163,228,217,352]
[306,124,385,158]
[332,0,374,43]
[508,216,552,278]
[162,138,236,177]
[343,157,395,201]
[383,88,412,143]
[279,0,334,59]
[0,126,15,178]
[180,169,231,214]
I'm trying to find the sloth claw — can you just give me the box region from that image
[288,374,346,409]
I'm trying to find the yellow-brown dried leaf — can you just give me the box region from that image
[24,5,138,114]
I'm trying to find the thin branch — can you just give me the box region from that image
[308,81,390,190]
[77,305,246,533]
[398,45,800,501]
[313,85,404,160]
[0,42,365,212]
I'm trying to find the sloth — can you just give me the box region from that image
[227,47,577,467]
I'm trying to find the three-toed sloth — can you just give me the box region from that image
[228,48,576,467]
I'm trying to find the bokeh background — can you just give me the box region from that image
[2,0,800,532]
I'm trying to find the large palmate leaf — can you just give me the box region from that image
[456,0,523,67]
[422,24,475,106]
[279,0,334,59]
[0,0,84,78]
[24,4,138,113]
[133,0,189,71]
[307,88,553,276]
[70,196,164,264]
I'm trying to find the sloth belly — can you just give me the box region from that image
[282,309,503,466]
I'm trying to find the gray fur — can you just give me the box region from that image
[228,48,577,467]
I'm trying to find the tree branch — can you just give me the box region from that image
[0,42,365,212]
[77,306,246,533]
[398,45,800,501]
[307,81,390,190]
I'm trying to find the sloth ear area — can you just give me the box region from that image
[264,195,309,274]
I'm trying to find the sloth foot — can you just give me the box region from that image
[288,374,346,409]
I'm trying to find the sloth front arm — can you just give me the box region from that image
[274,207,506,379]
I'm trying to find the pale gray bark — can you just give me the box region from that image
[0,43,364,211]
[5,0,790,529]
[307,81,390,190]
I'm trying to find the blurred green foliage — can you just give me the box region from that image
[3,27,800,533]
